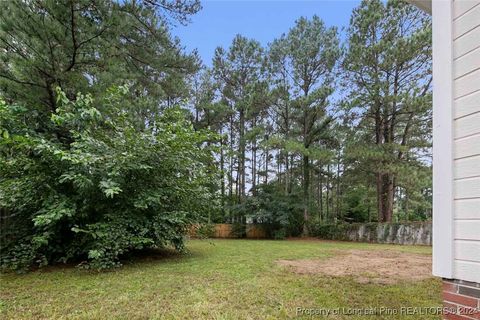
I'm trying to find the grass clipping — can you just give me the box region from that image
[277,249,432,285]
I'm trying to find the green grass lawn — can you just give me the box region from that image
[0,239,441,319]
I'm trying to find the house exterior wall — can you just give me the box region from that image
[432,0,480,285]
[442,279,480,320]
[407,1,480,317]
[452,0,480,284]
[432,0,455,280]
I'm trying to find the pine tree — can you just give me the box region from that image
[343,0,432,222]
[212,35,268,204]
[268,16,340,234]
[0,0,200,130]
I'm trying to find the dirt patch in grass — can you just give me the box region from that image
[277,249,432,285]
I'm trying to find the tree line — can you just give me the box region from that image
[191,0,432,235]
[0,0,432,270]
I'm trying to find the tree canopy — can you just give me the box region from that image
[0,0,432,271]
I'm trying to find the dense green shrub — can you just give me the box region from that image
[195,224,216,239]
[0,87,217,271]
[243,183,304,238]
[309,222,352,241]
[272,228,287,240]
[230,223,247,238]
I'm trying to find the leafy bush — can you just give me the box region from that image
[309,221,380,241]
[195,224,216,239]
[272,228,287,240]
[0,87,217,271]
[230,223,247,238]
[243,183,304,238]
[309,223,350,240]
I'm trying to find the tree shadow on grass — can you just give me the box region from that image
[2,246,208,276]
[119,244,213,268]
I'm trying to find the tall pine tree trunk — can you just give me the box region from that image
[335,160,340,222]
[264,143,269,184]
[284,152,289,195]
[376,173,384,222]
[220,133,225,217]
[239,108,245,202]
[229,115,234,205]
[302,154,310,236]
[377,173,395,222]
[252,119,257,195]
[385,175,395,222]
[326,164,331,222]
[319,172,323,221]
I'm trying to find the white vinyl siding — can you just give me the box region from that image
[453,69,480,98]
[455,134,480,159]
[454,177,480,199]
[453,3,480,38]
[453,25,480,58]
[453,0,480,19]
[454,89,480,119]
[455,240,480,261]
[452,0,480,283]
[454,156,480,179]
[454,112,480,138]
[455,261,480,282]
[453,46,480,79]
[455,221,480,240]
[455,199,480,219]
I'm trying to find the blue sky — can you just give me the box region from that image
[172,0,361,66]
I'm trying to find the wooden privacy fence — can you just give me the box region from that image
[245,224,267,239]
[189,224,267,239]
[214,224,234,238]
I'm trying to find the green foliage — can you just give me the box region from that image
[0,0,435,272]
[242,183,304,238]
[0,0,200,130]
[191,5,431,228]
[342,0,432,222]
[212,34,269,204]
[340,185,376,223]
[195,223,216,239]
[309,223,349,241]
[272,229,288,240]
[309,222,376,241]
[0,88,217,271]
[267,15,340,232]
[228,223,246,238]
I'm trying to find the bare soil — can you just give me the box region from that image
[277,249,432,284]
